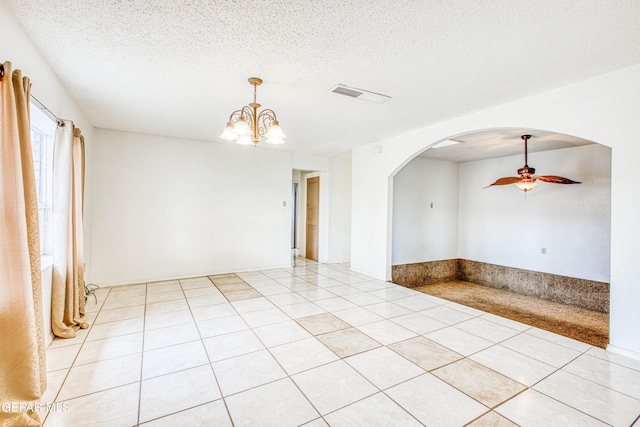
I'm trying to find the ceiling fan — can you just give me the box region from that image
[485,134,581,193]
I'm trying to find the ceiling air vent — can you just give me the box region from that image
[329,84,392,104]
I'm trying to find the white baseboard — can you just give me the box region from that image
[606,344,640,361]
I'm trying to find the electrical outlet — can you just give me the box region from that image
[541,248,547,254]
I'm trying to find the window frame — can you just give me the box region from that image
[30,103,56,255]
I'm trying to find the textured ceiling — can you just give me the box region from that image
[5,0,640,158]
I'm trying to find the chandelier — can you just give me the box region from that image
[220,77,286,146]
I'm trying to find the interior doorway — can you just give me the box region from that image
[389,128,611,347]
[306,176,320,261]
[291,182,298,263]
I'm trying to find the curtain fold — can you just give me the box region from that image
[0,61,47,426]
[51,121,88,338]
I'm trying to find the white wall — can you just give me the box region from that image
[2,3,95,342]
[351,63,640,358]
[458,144,611,282]
[392,157,459,265]
[327,158,352,263]
[351,146,393,276]
[391,145,611,282]
[89,130,293,285]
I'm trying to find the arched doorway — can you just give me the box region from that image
[350,66,640,358]
[389,128,611,346]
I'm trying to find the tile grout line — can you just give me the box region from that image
[247,267,428,424]
[131,275,233,425]
[228,273,325,424]
[41,287,113,426]
[135,282,148,426]
[215,267,381,423]
[186,275,235,427]
[523,345,638,425]
[432,323,616,426]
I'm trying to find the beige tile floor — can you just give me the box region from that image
[40,259,640,426]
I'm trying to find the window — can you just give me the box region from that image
[30,103,56,255]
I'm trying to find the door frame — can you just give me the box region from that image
[299,172,327,262]
[305,176,320,261]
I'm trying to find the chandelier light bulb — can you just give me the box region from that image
[265,121,285,140]
[220,122,237,140]
[234,118,250,137]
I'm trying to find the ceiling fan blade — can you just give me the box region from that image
[484,177,522,188]
[535,175,581,184]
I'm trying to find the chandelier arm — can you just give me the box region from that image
[241,106,254,125]
[227,109,243,122]
[257,109,277,120]
[227,106,255,125]
[256,109,277,136]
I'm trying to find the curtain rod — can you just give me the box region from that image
[31,94,66,127]
[1,63,65,127]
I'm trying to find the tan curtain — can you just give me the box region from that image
[0,62,47,426]
[51,121,88,338]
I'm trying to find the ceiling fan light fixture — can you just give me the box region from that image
[515,180,537,192]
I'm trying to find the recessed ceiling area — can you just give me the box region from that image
[419,129,596,163]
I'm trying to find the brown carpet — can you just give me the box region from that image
[415,280,609,348]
